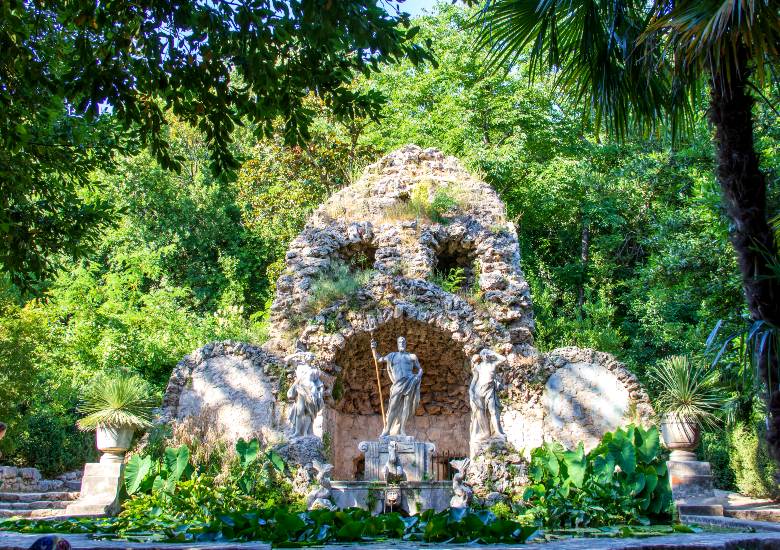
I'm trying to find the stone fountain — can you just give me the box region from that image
[160,145,657,515]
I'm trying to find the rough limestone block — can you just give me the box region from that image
[65,462,124,517]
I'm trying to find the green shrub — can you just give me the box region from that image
[729,421,779,499]
[76,374,155,432]
[429,189,458,223]
[649,355,724,429]
[698,431,736,491]
[13,412,96,476]
[385,181,461,224]
[522,425,672,528]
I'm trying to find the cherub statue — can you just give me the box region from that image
[307,459,337,511]
[450,458,472,508]
[285,351,324,438]
[469,349,507,457]
[382,440,406,484]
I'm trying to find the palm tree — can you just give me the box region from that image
[474,0,780,457]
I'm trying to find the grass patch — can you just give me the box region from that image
[306,261,374,315]
[385,179,459,224]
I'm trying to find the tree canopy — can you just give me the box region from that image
[1,0,431,293]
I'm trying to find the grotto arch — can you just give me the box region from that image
[307,311,475,480]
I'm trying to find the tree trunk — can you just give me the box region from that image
[577,220,590,314]
[710,48,780,460]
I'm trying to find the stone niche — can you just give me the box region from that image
[161,341,285,443]
[327,316,471,480]
[501,347,655,455]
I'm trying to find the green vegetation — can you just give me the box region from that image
[728,421,779,499]
[523,425,672,527]
[0,427,671,543]
[385,181,462,224]
[307,262,374,315]
[1,1,432,294]
[76,375,154,431]
[431,267,467,294]
[649,356,725,429]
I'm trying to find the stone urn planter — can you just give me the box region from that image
[96,425,134,463]
[660,412,699,461]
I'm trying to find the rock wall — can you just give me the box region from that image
[0,466,81,492]
[268,145,535,352]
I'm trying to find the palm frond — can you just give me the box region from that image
[650,355,726,429]
[646,0,780,89]
[76,374,155,431]
[474,0,691,141]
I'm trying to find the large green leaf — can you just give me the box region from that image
[539,444,560,478]
[562,442,587,488]
[236,438,260,469]
[124,454,152,495]
[635,426,661,463]
[164,445,190,483]
[266,449,286,473]
[610,436,637,475]
[592,455,616,483]
[336,519,365,541]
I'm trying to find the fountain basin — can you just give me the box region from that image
[330,480,452,515]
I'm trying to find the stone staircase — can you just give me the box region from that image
[0,491,80,519]
[716,490,780,523]
[0,466,81,519]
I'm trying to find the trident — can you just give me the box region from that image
[368,323,386,426]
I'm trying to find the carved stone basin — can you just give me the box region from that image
[330,480,452,515]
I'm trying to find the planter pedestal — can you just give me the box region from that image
[65,462,124,517]
[668,459,723,517]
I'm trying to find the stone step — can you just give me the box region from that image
[725,508,780,523]
[66,480,82,491]
[678,503,724,516]
[0,509,32,518]
[0,507,68,519]
[0,491,78,503]
[0,500,70,511]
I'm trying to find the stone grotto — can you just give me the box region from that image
[161,145,654,512]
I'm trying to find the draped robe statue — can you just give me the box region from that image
[469,349,506,457]
[286,351,324,438]
[371,336,423,438]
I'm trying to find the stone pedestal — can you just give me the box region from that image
[65,462,124,517]
[358,437,435,482]
[668,460,724,517]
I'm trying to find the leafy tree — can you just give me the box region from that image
[1,0,432,294]
[475,0,780,458]
[236,98,378,292]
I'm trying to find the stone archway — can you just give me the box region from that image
[324,317,471,480]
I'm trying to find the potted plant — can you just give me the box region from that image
[650,355,724,461]
[76,374,154,463]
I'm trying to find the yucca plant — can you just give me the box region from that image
[650,355,725,430]
[76,374,155,432]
